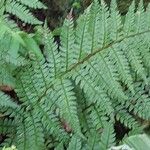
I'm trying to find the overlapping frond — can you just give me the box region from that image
[15,113,45,150]
[1,0,46,25]
[115,104,139,129]
[15,60,69,143]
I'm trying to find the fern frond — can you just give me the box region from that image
[5,0,42,24]
[33,93,69,143]
[60,18,75,72]
[85,130,101,150]
[89,0,102,50]
[115,107,139,129]
[0,21,29,87]
[123,38,146,82]
[0,35,27,66]
[15,61,69,142]
[0,118,15,135]
[99,123,115,150]
[74,52,127,100]
[100,0,110,45]
[134,35,150,71]
[15,113,45,150]
[0,91,18,109]
[123,1,135,36]
[75,7,91,61]
[109,0,123,41]
[134,1,145,33]
[109,44,134,93]
[144,4,150,30]
[72,67,114,118]
[16,0,46,9]
[89,105,110,130]
[1,15,18,30]
[74,89,93,134]
[43,31,61,79]
[15,60,50,106]
[67,135,82,150]
[130,88,150,120]
[54,79,82,136]
[1,0,150,149]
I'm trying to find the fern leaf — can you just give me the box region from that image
[109,0,123,41]
[89,105,110,130]
[6,0,42,24]
[67,135,82,150]
[109,44,134,93]
[0,67,16,87]
[99,123,115,150]
[43,31,61,79]
[0,91,18,109]
[85,130,101,150]
[74,89,93,134]
[54,79,82,136]
[1,1,150,149]
[16,0,47,9]
[132,90,150,120]
[72,67,114,118]
[15,62,69,142]
[33,93,69,142]
[16,113,45,150]
[15,60,50,105]
[0,118,15,135]
[1,15,18,29]
[144,4,150,30]
[122,38,147,83]
[135,36,150,70]
[134,1,145,33]
[84,53,127,100]
[100,0,110,45]
[89,0,102,50]
[115,104,139,129]
[75,7,92,61]
[123,1,135,36]
[60,18,75,72]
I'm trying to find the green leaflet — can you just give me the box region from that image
[16,0,47,9]
[3,0,45,25]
